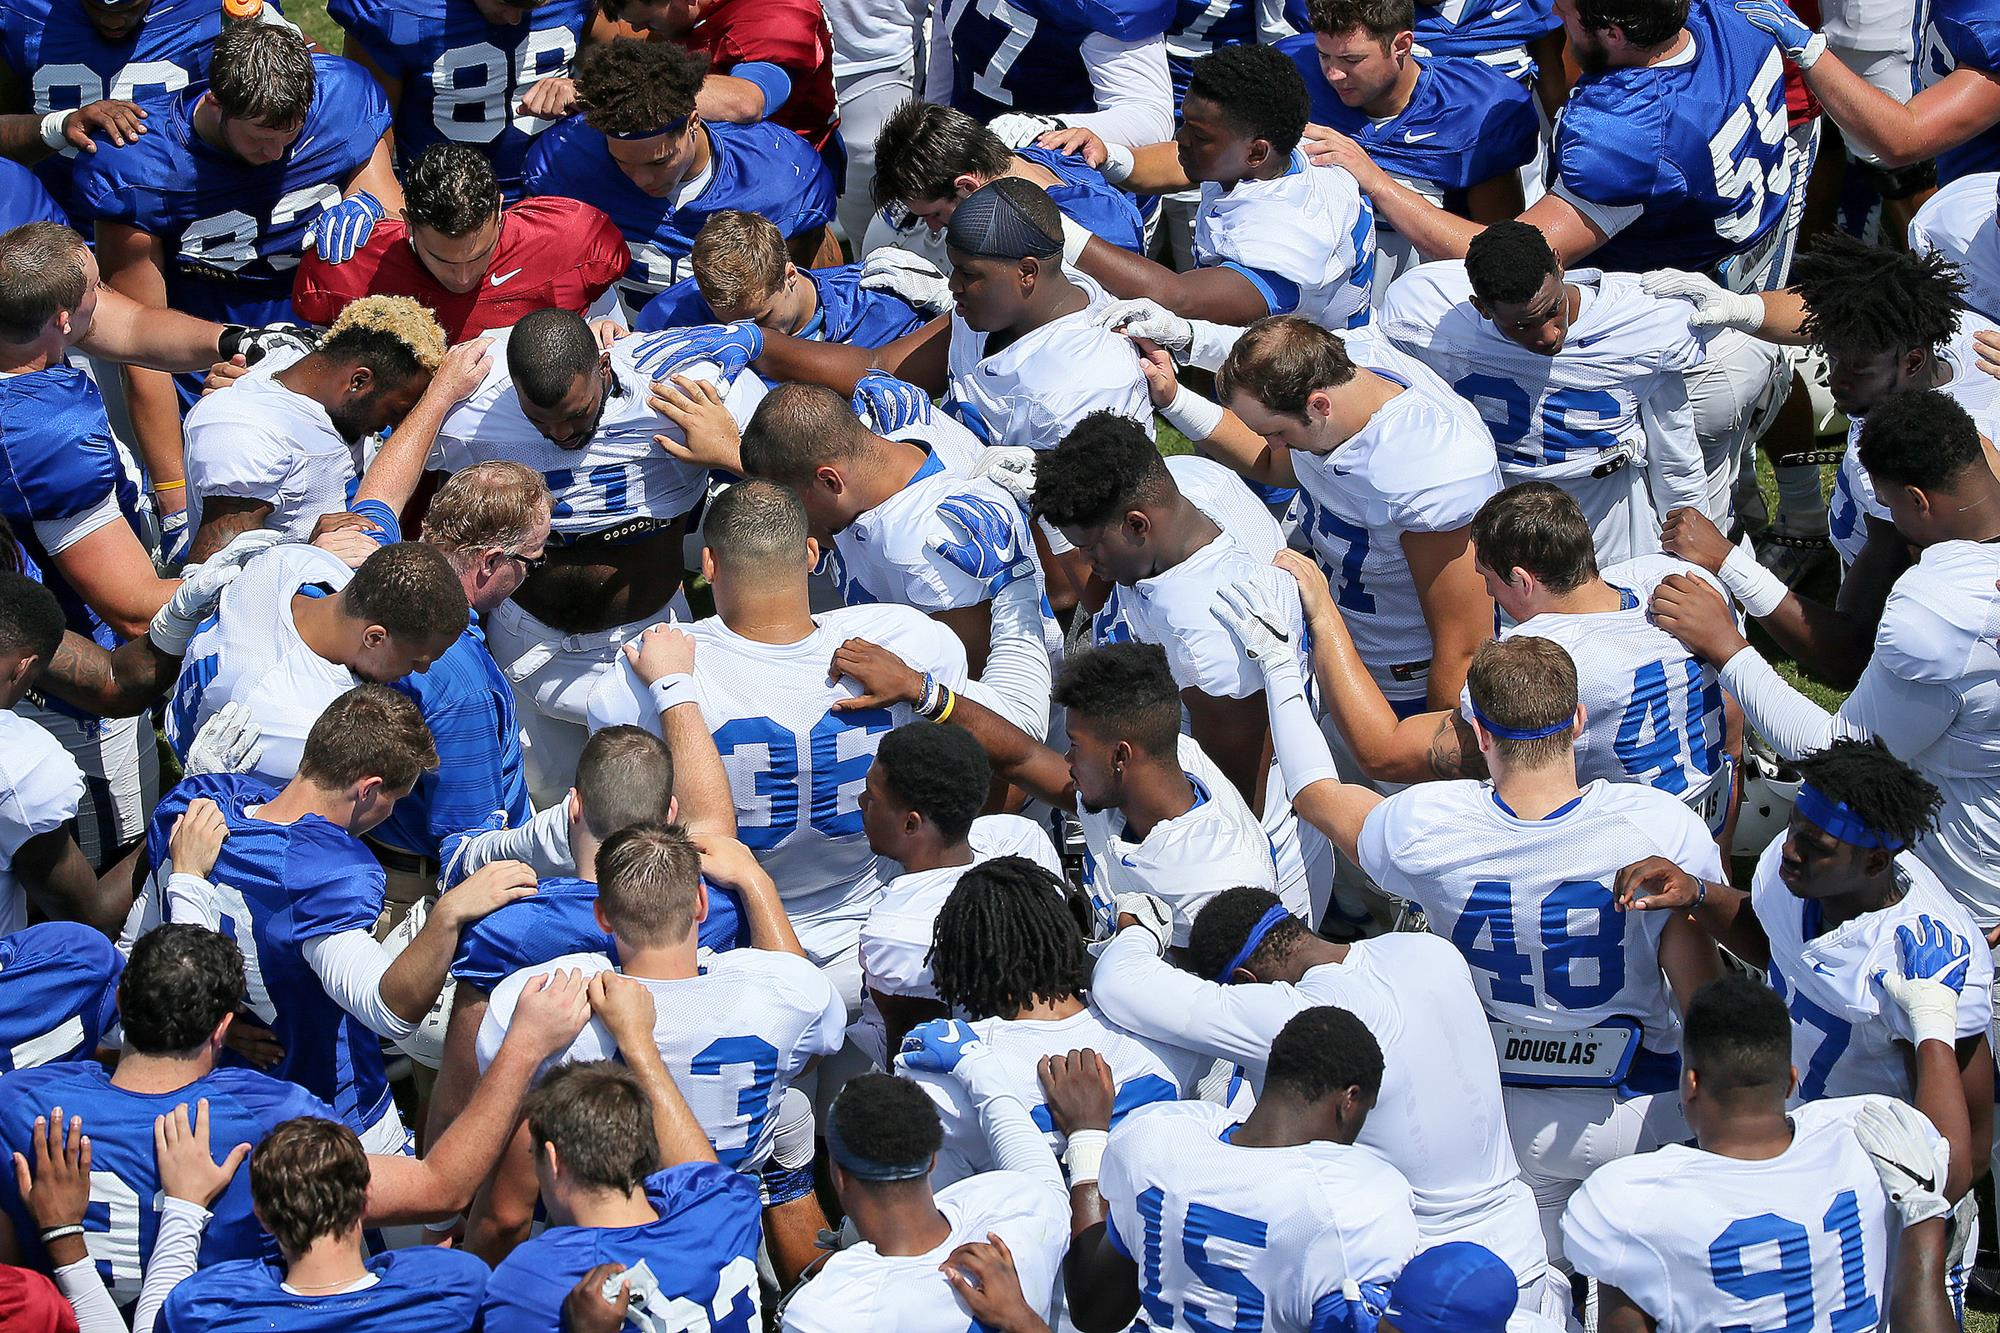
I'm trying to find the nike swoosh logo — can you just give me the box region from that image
[1492,2,1521,16]
[1404,130,1439,143]
[490,267,524,287]
[1811,960,1832,975]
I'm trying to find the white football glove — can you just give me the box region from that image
[150,529,285,657]
[856,246,953,317]
[1115,892,1174,956]
[1854,1097,1953,1229]
[986,113,1065,149]
[1093,297,1195,359]
[1213,579,1296,664]
[969,446,1038,509]
[183,700,263,777]
[1638,268,1767,332]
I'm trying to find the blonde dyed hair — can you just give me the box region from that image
[325,294,447,372]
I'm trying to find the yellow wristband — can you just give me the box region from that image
[934,688,956,724]
[152,479,187,493]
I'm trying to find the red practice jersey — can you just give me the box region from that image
[292,195,631,339]
[681,0,840,150]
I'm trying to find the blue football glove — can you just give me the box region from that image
[851,369,934,433]
[1896,914,1973,993]
[304,191,386,265]
[634,321,765,384]
[929,493,1033,594]
[158,506,192,569]
[1733,0,1825,65]
[438,809,513,891]
[897,1018,985,1074]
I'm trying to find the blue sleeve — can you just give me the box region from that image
[350,498,402,546]
[1061,0,1175,40]
[1554,96,1674,209]
[416,695,517,853]
[695,882,746,953]
[634,278,715,333]
[285,830,386,940]
[729,61,792,119]
[1216,261,1301,316]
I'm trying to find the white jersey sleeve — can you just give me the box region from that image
[182,351,357,542]
[0,710,85,936]
[1193,153,1376,330]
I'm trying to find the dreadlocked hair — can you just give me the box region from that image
[1792,736,1943,850]
[929,856,1092,1019]
[1185,886,1308,981]
[1792,232,1966,364]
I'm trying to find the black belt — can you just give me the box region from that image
[364,838,439,879]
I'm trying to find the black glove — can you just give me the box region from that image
[217,322,320,366]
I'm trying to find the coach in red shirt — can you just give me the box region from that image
[603,0,839,152]
[294,142,629,340]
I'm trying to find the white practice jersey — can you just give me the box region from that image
[943,269,1152,451]
[433,325,765,542]
[1498,557,1733,830]
[166,544,357,785]
[1751,836,1993,1104]
[586,604,969,960]
[1288,330,1502,703]
[1910,171,2000,324]
[780,1171,1066,1333]
[1098,1100,1419,1333]
[0,709,84,937]
[904,1004,1209,1188]
[1828,312,2000,566]
[1358,779,1722,1082]
[1563,1095,1925,1333]
[477,950,844,1172]
[1379,263,1707,563]
[182,346,358,543]
[860,814,1063,1005]
[1193,151,1377,332]
[1078,734,1291,945]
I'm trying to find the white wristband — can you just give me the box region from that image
[1798,32,1827,68]
[1062,1128,1110,1185]
[1720,544,1789,619]
[1160,384,1226,443]
[648,673,698,715]
[39,109,70,150]
[1099,141,1136,185]
[1059,214,1092,267]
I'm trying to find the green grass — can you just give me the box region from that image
[289,0,340,52]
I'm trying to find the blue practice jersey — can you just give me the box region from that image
[0,923,122,1074]
[0,1063,330,1301]
[329,0,591,197]
[1550,0,1793,289]
[939,0,1176,122]
[636,262,928,347]
[1164,0,1307,101]
[160,1245,488,1333]
[449,875,747,992]
[1414,0,1558,59]
[70,55,392,325]
[525,118,835,300]
[1920,0,2000,183]
[1283,41,1538,209]
[148,773,395,1136]
[0,159,67,231]
[0,0,252,216]
[1017,144,1148,252]
[0,366,147,672]
[481,1162,762,1333]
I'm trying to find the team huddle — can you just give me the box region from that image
[0,0,1998,1326]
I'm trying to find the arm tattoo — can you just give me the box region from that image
[186,498,272,564]
[1426,714,1488,781]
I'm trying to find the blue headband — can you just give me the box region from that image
[1216,905,1294,982]
[824,1114,929,1182]
[606,115,690,141]
[1469,700,1573,742]
[1795,782,1905,850]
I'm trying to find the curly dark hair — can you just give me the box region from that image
[1031,410,1170,531]
[829,1073,942,1174]
[1465,219,1560,307]
[1792,736,1943,851]
[574,39,709,138]
[402,143,501,238]
[1793,232,1966,365]
[1265,1006,1384,1103]
[1050,643,1183,756]
[930,856,1092,1019]
[1185,44,1311,158]
[875,721,991,844]
[1185,885,1308,982]
[121,925,244,1056]
[1856,387,1986,494]
[0,569,63,662]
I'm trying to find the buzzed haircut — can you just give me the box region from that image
[1264,1006,1385,1104]
[875,720,991,844]
[508,307,602,409]
[575,725,677,842]
[1470,482,1598,594]
[402,143,503,238]
[1184,44,1311,159]
[297,684,439,792]
[1217,316,1358,419]
[525,1061,659,1193]
[1681,973,1794,1096]
[1186,886,1308,982]
[1307,0,1416,41]
[573,39,707,138]
[1032,411,1175,531]
[1052,643,1184,756]
[1465,637,1579,769]
[703,479,810,572]
[342,541,470,644]
[691,211,790,312]
[208,21,315,128]
[870,100,1014,207]
[1857,388,1987,494]
[1465,220,1561,307]
[0,222,89,343]
[594,821,704,947]
[0,570,64,662]
[740,383,871,487]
